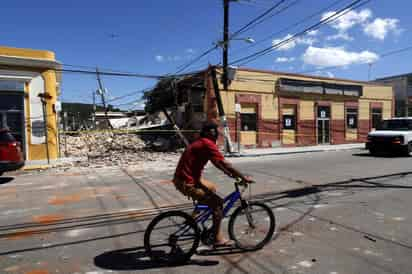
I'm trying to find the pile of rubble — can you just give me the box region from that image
[60,132,181,168]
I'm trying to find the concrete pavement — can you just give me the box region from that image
[1,149,412,273]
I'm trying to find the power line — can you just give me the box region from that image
[106,88,152,103]
[230,0,345,57]
[171,0,295,75]
[23,65,201,80]
[174,46,218,74]
[234,0,369,66]
[231,0,303,43]
[229,0,369,66]
[236,0,278,9]
[380,45,412,58]
[230,0,287,39]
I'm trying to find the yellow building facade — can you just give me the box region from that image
[204,67,394,147]
[0,46,60,162]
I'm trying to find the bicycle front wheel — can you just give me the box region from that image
[228,201,276,251]
[144,210,200,264]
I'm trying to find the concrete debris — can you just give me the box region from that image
[60,132,181,168]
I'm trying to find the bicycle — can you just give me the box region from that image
[144,179,276,264]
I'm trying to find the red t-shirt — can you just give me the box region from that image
[174,137,225,185]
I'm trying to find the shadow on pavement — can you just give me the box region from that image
[196,245,251,256]
[353,152,410,158]
[0,177,14,185]
[94,246,219,270]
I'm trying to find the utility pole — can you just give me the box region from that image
[211,67,233,154]
[92,91,96,128]
[222,0,230,90]
[368,63,373,81]
[406,78,409,118]
[96,67,113,129]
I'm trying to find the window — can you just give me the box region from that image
[371,108,382,129]
[0,80,24,92]
[283,114,296,130]
[346,108,358,129]
[279,78,363,97]
[377,119,412,131]
[240,113,257,131]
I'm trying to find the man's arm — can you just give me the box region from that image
[212,159,252,182]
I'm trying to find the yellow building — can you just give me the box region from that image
[0,46,61,163]
[167,66,394,148]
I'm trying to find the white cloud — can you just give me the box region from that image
[326,32,353,41]
[302,46,379,67]
[307,30,319,36]
[273,34,316,51]
[186,48,195,54]
[133,100,145,109]
[155,55,164,62]
[363,18,400,40]
[322,9,372,32]
[275,57,295,63]
[326,71,335,78]
[168,56,182,61]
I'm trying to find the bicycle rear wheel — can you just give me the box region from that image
[144,210,200,264]
[228,201,275,251]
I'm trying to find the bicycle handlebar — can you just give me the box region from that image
[234,178,255,186]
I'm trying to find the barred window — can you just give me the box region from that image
[283,114,296,130]
[372,108,382,129]
[240,113,257,131]
[346,108,358,129]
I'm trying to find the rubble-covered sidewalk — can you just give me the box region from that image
[59,132,181,169]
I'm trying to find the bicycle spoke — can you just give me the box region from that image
[229,202,275,250]
[145,212,199,263]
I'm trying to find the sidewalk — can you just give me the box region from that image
[229,143,365,157]
[20,143,365,172]
[22,156,86,171]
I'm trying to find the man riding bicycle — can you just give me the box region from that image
[173,122,253,247]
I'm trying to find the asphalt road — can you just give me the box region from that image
[1,149,412,274]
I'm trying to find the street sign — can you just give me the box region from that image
[235,103,241,113]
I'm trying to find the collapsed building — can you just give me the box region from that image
[145,66,394,149]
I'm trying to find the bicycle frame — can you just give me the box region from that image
[171,183,248,238]
[193,183,247,227]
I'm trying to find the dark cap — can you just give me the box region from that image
[200,122,219,139]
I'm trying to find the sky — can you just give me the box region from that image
[1,0,411,109]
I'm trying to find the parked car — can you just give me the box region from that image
[0,129,24,175]
[366,118,412,156]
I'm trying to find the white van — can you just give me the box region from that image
[366,118,412,156]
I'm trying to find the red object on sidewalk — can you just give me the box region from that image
[0,128,24,175]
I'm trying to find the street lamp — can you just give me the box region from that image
[232,37,255,44]
[215,37,255,48]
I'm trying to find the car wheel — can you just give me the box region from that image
[369,148,377,156]
[403,143,412,156]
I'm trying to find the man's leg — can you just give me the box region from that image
[204,194,225,244]
[198,179,227,245]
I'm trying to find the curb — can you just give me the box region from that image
[226,145,365,158]
[21,165,52,171]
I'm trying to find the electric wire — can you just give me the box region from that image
[173,46,219,75]
[230,0,346,57]
[229,0,369,66]
[235,0,369,66]
[230,0,287,39]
